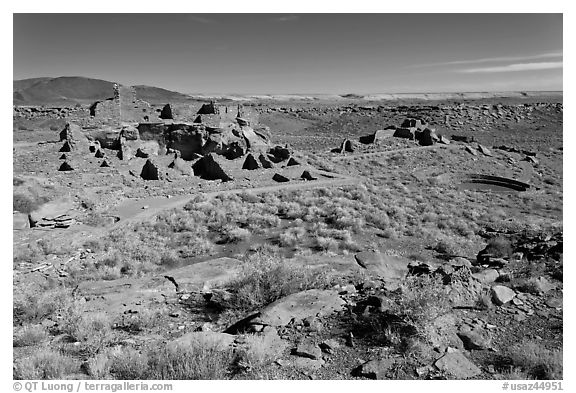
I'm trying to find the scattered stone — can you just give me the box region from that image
[319,339,340,354]
[356,358,396,379]
[457,325,491,350]
[465,145,478,156]
[94,149,105,158]
[491,285,516,306]
[293,342,322,360]
[438,135,451,145]
[545,297,562,309]
[477,144,493,156]
[434,351,482,379]
[472,269,499,284]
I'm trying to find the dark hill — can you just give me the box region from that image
[14,76,193,106]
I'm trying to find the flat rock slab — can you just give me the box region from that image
[167,331,236,352]
[29,197,74,225]
[252,289,345,327]
[435,351,482,379]
[357,358,396,379]
[148,257,243,292]
[354,251,411,283]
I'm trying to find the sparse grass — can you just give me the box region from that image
[13,193,49,214]
[237,332,286,370]
[146,343,235,380]
[14,349,79,379]
[13,324,49,347]
[506,340,563,380]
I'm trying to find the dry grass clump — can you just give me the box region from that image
[14,349,79,379]
[220,249,331,312]
[505,340,563,380]
[389,274,452,342]
[13,324,49,347]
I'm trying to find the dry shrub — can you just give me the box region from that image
[13,324,49,347]
[14,349,78,380]
[507,340,562,380]
[222,250,330,312]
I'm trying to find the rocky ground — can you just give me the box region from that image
[12,95,562,380]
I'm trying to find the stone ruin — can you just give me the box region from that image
[335,117,452,154]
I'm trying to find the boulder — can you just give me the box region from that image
[242,127,270,153]
[401,118,425,130]
[465,145,478,156]
[293,342,322,360]
[140,159,161,181]
[457,325,491,350]
[491,285,516,305]
[251,289,345,327]
[354,251,411,283]
[355,358,396,379]
[434,351,481,379]
[477,144,493,157]
[192,153,233,182]
[472,269,499,284]
[59,153,67,160]
[100,160,110,168]
[438,135,451,145]
[95,149,105,158]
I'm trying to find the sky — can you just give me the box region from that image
[13,13,563,94]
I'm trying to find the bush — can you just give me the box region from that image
[14,349,78,379]
[390,274,451,342]
[221,250,330,312]
[109,347,149,379]
[507,340,562,380]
